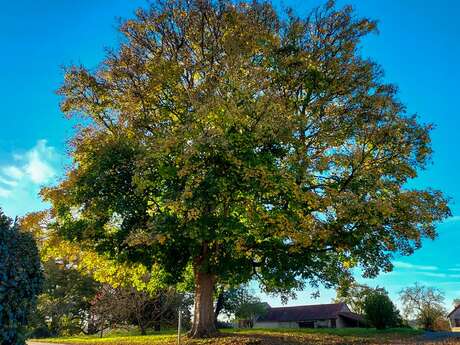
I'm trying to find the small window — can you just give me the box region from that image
[455,319,460,327]
[298,321,314,328]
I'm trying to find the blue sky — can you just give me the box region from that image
[0,0,459,311]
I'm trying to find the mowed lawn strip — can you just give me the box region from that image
[227,327,423,337]
[29,328,429,345]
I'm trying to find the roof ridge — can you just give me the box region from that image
[269,302,344,309]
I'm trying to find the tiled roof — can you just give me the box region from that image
[258,303,347,322]
[338,311,365,322]
[448,305,460,318]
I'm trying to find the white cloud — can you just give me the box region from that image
[0,187,11,197]
[420,272,447,278]
[23,140,57,183]
[0,140,62,216]
[2,166,24,180]
[0,176,17,186]
[393,260,438,271]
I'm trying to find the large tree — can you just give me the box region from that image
[43,0,450,337]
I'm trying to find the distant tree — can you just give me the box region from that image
[335,283,387,315]
[90,285,192,335]
[363,289,401,329]
[0,209,43,345]
[214,285,254,323]
[235,301,269,328]
[30,259,99,336]
[400,283,447,330]
[214,284,268,327]
[43,0,450,337]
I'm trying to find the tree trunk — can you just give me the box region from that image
[189,269,217,338]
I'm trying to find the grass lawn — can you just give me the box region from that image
[29,327,458,345]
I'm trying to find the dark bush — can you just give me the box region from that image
[363,290,400,330]
[0,209,43,345]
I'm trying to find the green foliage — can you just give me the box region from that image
[399,283,447,331]
[0,208,43,345]
[42,0,450,335]
[216,285,268,324]
[235,302,268,323]
[215,285,258,320]
[363,289,401,329]
[29,259,99,337]
[335,283,387,315]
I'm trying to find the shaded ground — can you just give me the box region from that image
[423,332,460,341]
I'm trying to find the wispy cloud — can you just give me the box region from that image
[444,216,460,223]
[0,140,62,216]
[393,260,438,271]
[0,187,11,197]
[0,176,18,186]
[2,166,24,180]
[420,272,447,278]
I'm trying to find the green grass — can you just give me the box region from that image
[30,333,176,344]
[30,329,179,344]
[226,327,423,337]
[30,327,424,345]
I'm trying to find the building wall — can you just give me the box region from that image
[253,304,354,329]
[449,308,460,332]
[254,320,338,329]
[336,304,355,329]
[254,321,299,328]
[336,316,347,329]
[314,319,330,328]
[336,315,362,328]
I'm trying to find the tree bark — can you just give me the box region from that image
[189,269,217,338]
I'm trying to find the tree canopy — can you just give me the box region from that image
[42,0,450,337]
